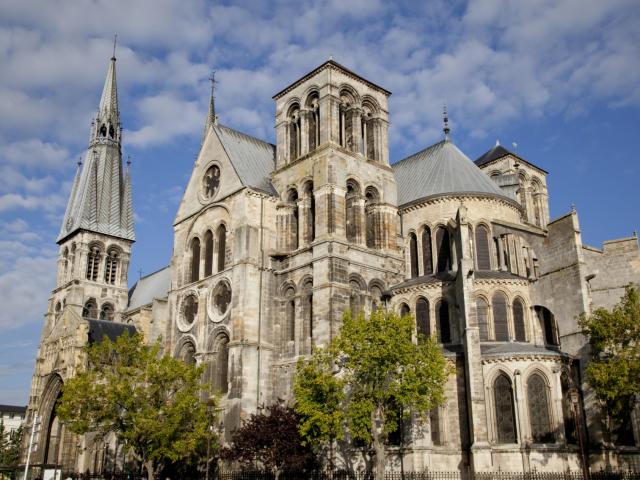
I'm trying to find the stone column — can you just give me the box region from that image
[354,196,366,245]
[300,109,310,156]
[552,367,567,443]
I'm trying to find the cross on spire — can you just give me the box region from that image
[443,103,450,140]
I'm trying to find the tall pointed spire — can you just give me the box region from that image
[57,51,134,243]
[208,70,218,126]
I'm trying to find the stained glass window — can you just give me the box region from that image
[494,374,517,443]
[476,298,489,341]
[527,373,553,443]
[513,299,526,342]
[492,292,509,341]
[422,227,433,275]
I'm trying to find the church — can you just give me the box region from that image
[22,53,640,475]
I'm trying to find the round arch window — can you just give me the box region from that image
[202,164,221,200]
[178,294,199,331]
[208,280,232,322]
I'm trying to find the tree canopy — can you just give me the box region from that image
[220,404,317,477]
[56,332,214,480]
[0,422,22,468]
[294,309,453,478]
[580,285,640,423]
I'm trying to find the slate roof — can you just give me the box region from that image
[213,124,277,196]
[481,342,564,357]
[127,266,171,311]
[474,143,548,174]
[393,140,516,207]
[87,319,136,344]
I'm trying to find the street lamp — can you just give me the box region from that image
[205,395,216,480]
[569,387,589,480]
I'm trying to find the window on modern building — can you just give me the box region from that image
[204,230,213,277]
[494,374,517,444]
[216,224,227,272]
[409,232,419,278]
[492,292,509,341]
[99,303,114,321]
[416,298,430,340]
[82,299,98,319]
[422,227,433,275]
[475,225,491,270]
[436,300,451,344]
[527,373,553,443]
[86,245,101,281]
[104,248,119,284]
[190,238,200,282]
[513,298,526,342]
[476,297,489,341]
[436,227,451,272]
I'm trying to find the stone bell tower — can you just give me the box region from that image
[267,61,403,401]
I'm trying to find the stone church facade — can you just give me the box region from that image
[22,56,640,474]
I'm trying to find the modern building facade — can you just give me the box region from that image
[22,55,640,474]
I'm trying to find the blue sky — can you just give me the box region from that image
[1,0,639,404]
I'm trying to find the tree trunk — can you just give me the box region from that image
[371,406,386,480]
[145,460,155,480]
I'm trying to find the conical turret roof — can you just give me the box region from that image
[393,139,517,207]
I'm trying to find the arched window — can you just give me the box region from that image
[183,294,198,326]
[561,371,577,444]
[475,225,491,270]
[365,187,379,249]
[62,248,69,281]
[436,227,451,272]
[400,303,410,318]
[422,227,433,275]
[216,225,227,272]
[70,243,76,277]
[436,300,451,344]
[307,94,320,152]
[99,303,114,321]
[86,245,101,281]
[303,281,313,340]
[513,299,526,342]
[370,285,382,313]
[492,292,509,341]
[190,238,200,282]
[476,298,489,341]
[494,374,517,443]
[361,106,376,160]
[104,248,119,284]
[179,341,196,366]
[288,104,301,161]
[99,124,107,137]
[304,182,315,243]
[345,181,359,243]
[416,298,430,340]
[527,373,553,443]
[285,288,295,342]
[537,306,558,346]
[408,233,418,278]
[349,279,363,316]
[82,299,98,319]
[204,230,213,277]
[213,335,229,394]
[288,189,299,250]
[54,302,62,319]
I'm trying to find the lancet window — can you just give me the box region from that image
[408,233,418,278]
[86,245,101,281]
[217,224,227,272]
[82,299,98,319]
[422,226,433,275]
[345,181,360,243]
[303,182,315,244]
[100,302,114,321]
[365,187,379,249]
[204,230,213,277]
[285,288,296,342]
[303,280,313,340]
[513,298,526,342]
[190,237,200,282]
[210,334,229,394]
[436,227,451,272]
[436,300,451,344]
[288,104,301,161]
[306,93,320,152]
[416,298,430,340]
[476,297,489,341]
[494,374,517,444]
[104,248,119,284]
[492,292,509,341]
[400,303,410,318]
[527,373,553,443]
[475,225,491,270]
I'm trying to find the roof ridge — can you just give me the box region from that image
[392,139,446,166]
[215,123,275,148]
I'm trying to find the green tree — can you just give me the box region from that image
[56,332,215,480]
[0,422,23,468]
[579,285,640,427]
[294,309,453,478]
